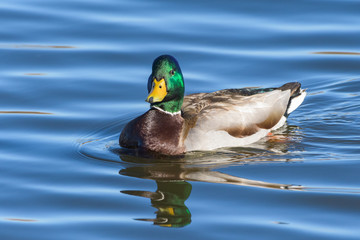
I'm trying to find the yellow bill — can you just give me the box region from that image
[146,78,167,103]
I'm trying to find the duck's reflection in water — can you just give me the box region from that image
[119,156,303,228]
[116,124,305,227]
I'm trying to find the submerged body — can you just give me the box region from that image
[120,55,306,155]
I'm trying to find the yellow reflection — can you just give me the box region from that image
[0,111,53,115]
[5,218,37,222]
[121,180,192,228]
[312,51,360,55]
[24,73,47,76]
[80,139,100,145]
[7,44,75,49]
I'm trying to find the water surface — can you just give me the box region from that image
[1,0,360,239]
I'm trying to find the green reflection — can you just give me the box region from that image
[122,180,192,228]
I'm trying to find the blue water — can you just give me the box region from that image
[1,0,360,239]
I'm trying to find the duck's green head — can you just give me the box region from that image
[146,55,185,113]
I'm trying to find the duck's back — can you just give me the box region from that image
[181,82,306,151]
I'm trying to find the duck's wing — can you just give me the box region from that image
[181,86,299,151]
[183,89,290,135]
[182,82,305,135]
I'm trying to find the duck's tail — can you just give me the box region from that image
[278,82,307,117]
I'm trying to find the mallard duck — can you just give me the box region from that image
[120,55,306,155]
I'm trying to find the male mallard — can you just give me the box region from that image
[120,55,306,155]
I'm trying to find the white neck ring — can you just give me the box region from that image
[151,106,181,116]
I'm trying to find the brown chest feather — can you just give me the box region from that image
[119,109,185,155]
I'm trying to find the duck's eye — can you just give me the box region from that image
[159,85,162,88]
[169,69,175,76]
